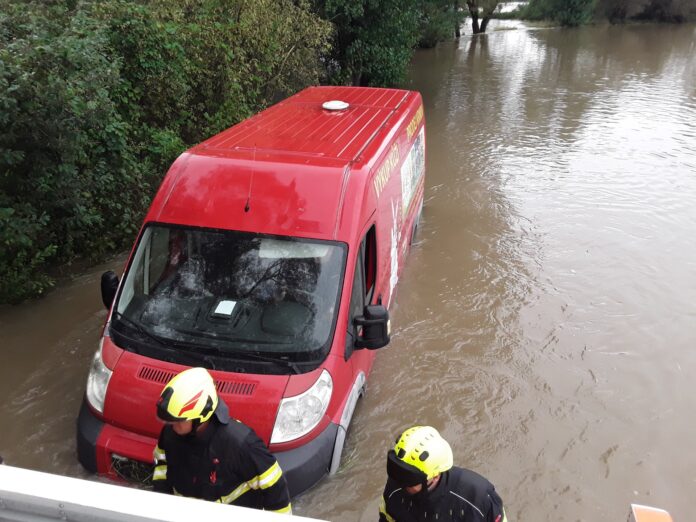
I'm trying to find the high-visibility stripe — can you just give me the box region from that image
[152,465,167,481]
[270,503,292,515]
[244,462,279,490]
[254,461,282,490]
[219,481,251,504]
[218,462,281,504]
[153,447,166,462]
[380,498,396,522]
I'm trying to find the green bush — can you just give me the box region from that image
[418,0,463,48]
[314,0,421,86]
[517,0,597,24]
[0,2,145,302]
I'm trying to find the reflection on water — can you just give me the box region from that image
[1,21,695,522]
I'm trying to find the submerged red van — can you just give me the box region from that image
[77,86,426,496]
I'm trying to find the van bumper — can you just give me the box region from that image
[272,422,338,498]
[79,398,338,496]
[77,398,158,477]
[76,398,102,472]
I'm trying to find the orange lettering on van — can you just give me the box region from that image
[373,143,400,197]
[406,105,424,140]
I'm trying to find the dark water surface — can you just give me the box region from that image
[2,21,695,522]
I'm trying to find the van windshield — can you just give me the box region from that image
[112,224,346,372]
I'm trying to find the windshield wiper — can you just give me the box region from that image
[186,343,301,374]
[112,313,301,373]
[112,312,178,352]
[112,312,221,367]
[232,350,302,375]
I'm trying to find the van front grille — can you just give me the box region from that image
[216,380,257,396]
[111,454,153,486]
[138,366,257,396]
[138,366,174,384]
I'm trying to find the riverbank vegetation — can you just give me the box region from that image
[509,0,696,25]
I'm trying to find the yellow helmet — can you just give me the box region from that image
[156,367,218,424]
[386,426,453,486]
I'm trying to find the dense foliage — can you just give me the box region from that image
[0,0,331,303]
[516,0,598,25]
[418,0,466,47]
[600,0,696,22]
[312,0,421,86]
[516,0,696,23]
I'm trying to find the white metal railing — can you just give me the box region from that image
[0,464,325,521]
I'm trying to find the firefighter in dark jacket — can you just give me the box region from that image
[152,367,292,514]
[379,426,508,522]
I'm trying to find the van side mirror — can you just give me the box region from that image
[354,305,390,350]
[101,271,119,310]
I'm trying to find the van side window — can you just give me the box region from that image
[146,227,171,293]
[345,225,376,360]
[364,226,376,305]
[345,251,365,360]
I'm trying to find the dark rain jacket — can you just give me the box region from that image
[152,400,291,514]
[379,466,507,522]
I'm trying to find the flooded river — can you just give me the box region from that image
[2,20,695,522]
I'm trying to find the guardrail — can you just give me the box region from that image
[0,464,325,521]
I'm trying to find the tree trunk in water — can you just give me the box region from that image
[470,11,480,33]
[454,0,461,37]
[480,16,490,33]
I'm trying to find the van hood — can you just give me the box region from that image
[102,351,289,444]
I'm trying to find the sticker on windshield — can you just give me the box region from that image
[213,300,237,316]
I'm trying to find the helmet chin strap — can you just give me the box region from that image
[173,418,201,439]
[187,419,201,438]
[413,479,431,503]
[413,475,440,503]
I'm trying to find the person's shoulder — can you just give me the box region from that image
[217,417,260,446]
[450,466,497,490]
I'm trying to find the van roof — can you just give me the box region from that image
[194,86,410,163]
[151,86,416,240]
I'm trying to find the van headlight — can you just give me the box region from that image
[271,370,333,444]
[85,339,112,414]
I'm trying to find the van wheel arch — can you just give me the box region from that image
[410,199,424,246]
[328,372,366,475]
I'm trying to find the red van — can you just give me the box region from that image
[77,86,426,496]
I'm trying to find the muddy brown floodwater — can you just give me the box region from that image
[1,20,695,522]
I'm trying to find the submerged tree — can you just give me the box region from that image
[465,0,500,33]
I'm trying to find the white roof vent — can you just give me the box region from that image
[322,100,349,111]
